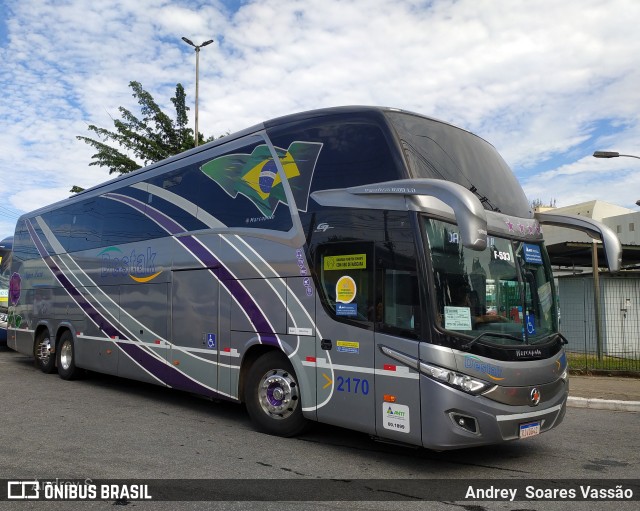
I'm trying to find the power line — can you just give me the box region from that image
[0,204,22,221]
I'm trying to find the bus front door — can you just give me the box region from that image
[372,244,422,445]
[314,243,376,436]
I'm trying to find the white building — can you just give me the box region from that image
[539,201,640,364]
[539,200,635,247]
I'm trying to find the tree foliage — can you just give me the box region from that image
[75,81,213,191]
[530,198,557,210]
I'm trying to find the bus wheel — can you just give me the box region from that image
[34,331,56,374]
[57,331,79,380]
[244,352,307,437]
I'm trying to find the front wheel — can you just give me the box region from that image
[244,352,307,437]
[57,331,79,380]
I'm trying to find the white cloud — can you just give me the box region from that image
[1,0,640,237]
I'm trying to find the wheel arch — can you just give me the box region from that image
[55,324,75,351]
[238,344,282,404]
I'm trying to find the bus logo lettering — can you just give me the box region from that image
[464,356,504,381]
[99,247,161,283]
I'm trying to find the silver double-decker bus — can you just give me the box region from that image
[8,106,620,449]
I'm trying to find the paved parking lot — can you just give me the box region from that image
[1,346,638,510]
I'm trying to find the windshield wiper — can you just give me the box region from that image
[529,332,569,346]
[460,331,524,351]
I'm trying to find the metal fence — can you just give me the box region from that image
[558,273,640,373]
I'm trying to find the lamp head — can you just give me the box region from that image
[593,151,620,158]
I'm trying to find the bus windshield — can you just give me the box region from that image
[424,218,557,346]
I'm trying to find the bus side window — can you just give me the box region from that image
[382,270,419,329]
[316,243,374,328]
[376,241,420,338]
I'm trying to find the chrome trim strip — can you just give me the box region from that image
[495,403,564,422]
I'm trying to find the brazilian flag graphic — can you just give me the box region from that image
[200,141,323,218]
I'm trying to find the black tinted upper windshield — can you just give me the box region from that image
[385,111,530,218]
[424,218,558,346]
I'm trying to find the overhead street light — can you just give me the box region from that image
[182,37,214,147]
[593,150,640,206]
[591,149,640,357]
[593,151,640,160]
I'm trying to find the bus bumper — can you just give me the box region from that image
[420,375,568,450]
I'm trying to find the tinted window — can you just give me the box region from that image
[144,166,211,233]
[40,208,72,252]
[99,194,165,246]
[315,241,374,328]
[12,220,38,263]
[197,137,294,232]
[67,200,103,252]
[308,209,420,337]
[375,241,420,338]
[267,117,403,214]
[424,218,556,344]
[386,111,530,217]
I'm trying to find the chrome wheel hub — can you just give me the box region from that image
[258,369,299,420]
[60,341,73,371]
[37,338,51,364]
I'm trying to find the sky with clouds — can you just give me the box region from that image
[1,0,640,239]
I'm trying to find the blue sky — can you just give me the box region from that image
[1,0,640,239]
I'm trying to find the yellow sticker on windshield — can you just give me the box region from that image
[324,254,366,271]
[336,276,357,303]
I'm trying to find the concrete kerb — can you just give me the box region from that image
[567,396,640,412]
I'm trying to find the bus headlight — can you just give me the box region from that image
[419,361,493,395]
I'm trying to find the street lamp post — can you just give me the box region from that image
[182,37,214,147]
[591,149,640,361]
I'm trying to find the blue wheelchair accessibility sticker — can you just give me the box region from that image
[525,315,536,335]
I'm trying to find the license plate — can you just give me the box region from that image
[519,421,541,438]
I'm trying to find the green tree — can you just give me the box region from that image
[530,198,557,210]
[74,81,213,191]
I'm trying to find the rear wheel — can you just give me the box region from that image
[57,331,79,380]
[34,330,55,374]
[244,352,307,437]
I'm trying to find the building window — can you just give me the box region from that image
[617,225,622,233]
[630,223,635,232]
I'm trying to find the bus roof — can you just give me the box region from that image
[18,106,495,220]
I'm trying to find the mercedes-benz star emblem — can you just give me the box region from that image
[530,387,541,406]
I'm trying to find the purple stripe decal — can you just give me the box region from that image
[26,219,124,339]
[26,218,226,394]
[105,193,184,235]
[117,342,221,397]
[25,189,283,396]
[105,192,279,346]
[26,218,51,259]
[178,236,276,342]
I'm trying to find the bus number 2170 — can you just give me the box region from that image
[336,376,369,395]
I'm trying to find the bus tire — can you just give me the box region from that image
[244,351,307,437]
[34,330,56,374]
[57,331,79,380]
